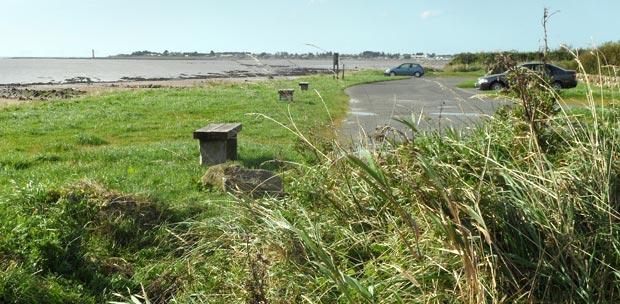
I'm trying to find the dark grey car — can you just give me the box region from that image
[475,62,578,90]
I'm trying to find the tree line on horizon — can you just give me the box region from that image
[115,50,445,60]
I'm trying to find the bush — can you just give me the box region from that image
[443,63,484,73]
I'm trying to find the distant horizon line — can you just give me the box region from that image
[1,50,458,58]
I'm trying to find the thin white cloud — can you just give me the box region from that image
[421,10,440,20]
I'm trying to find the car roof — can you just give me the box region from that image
[520,62,571,70]
[519,62,561,67]
[519,62,544,66]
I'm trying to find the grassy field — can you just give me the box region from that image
[1,69,620,303]
[0,72,387,199]
[0,71,389,303]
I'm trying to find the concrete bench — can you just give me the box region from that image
[193,123,242,165]
[278,89,294,101]
[298,82,309,91]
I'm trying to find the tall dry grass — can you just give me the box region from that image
[213,52,620,303]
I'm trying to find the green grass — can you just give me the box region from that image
[559,81,620,105]
[0,70,388,303]
[455,78,478,89]
[0,71,385,197]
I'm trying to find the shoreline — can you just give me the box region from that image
[0,57,449,87]
[0,58,450,106]
[0,66,335,88]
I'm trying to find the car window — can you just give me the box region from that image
[547,65,559,73]
[532,65,545,73]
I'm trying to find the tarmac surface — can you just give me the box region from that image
[339,76,513,145]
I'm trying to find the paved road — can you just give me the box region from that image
[340,76,511,144]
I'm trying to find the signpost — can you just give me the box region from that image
[333,53,339,79]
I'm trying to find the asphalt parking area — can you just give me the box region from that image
[340,76,512,144]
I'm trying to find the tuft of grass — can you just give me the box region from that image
[455,78,477,89]
[75,134,110,146]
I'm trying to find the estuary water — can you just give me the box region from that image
[0,57,435,85]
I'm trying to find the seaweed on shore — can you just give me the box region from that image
[0,87,85,101]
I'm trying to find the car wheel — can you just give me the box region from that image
[490,82,504,90]
[413,72,422,78]
[551,81,563,90]
[390,72,396,77]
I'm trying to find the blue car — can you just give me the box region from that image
[384,63,425,77]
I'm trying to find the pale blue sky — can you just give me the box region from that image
[1,0,618,57]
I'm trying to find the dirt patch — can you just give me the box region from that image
[0,97,24,107]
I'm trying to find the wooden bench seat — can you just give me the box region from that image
[193,123,242,165]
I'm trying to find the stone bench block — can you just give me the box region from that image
[193,123,242,165]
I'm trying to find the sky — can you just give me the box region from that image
[1,0,619,57]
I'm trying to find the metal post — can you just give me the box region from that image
[333,53,339,80]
